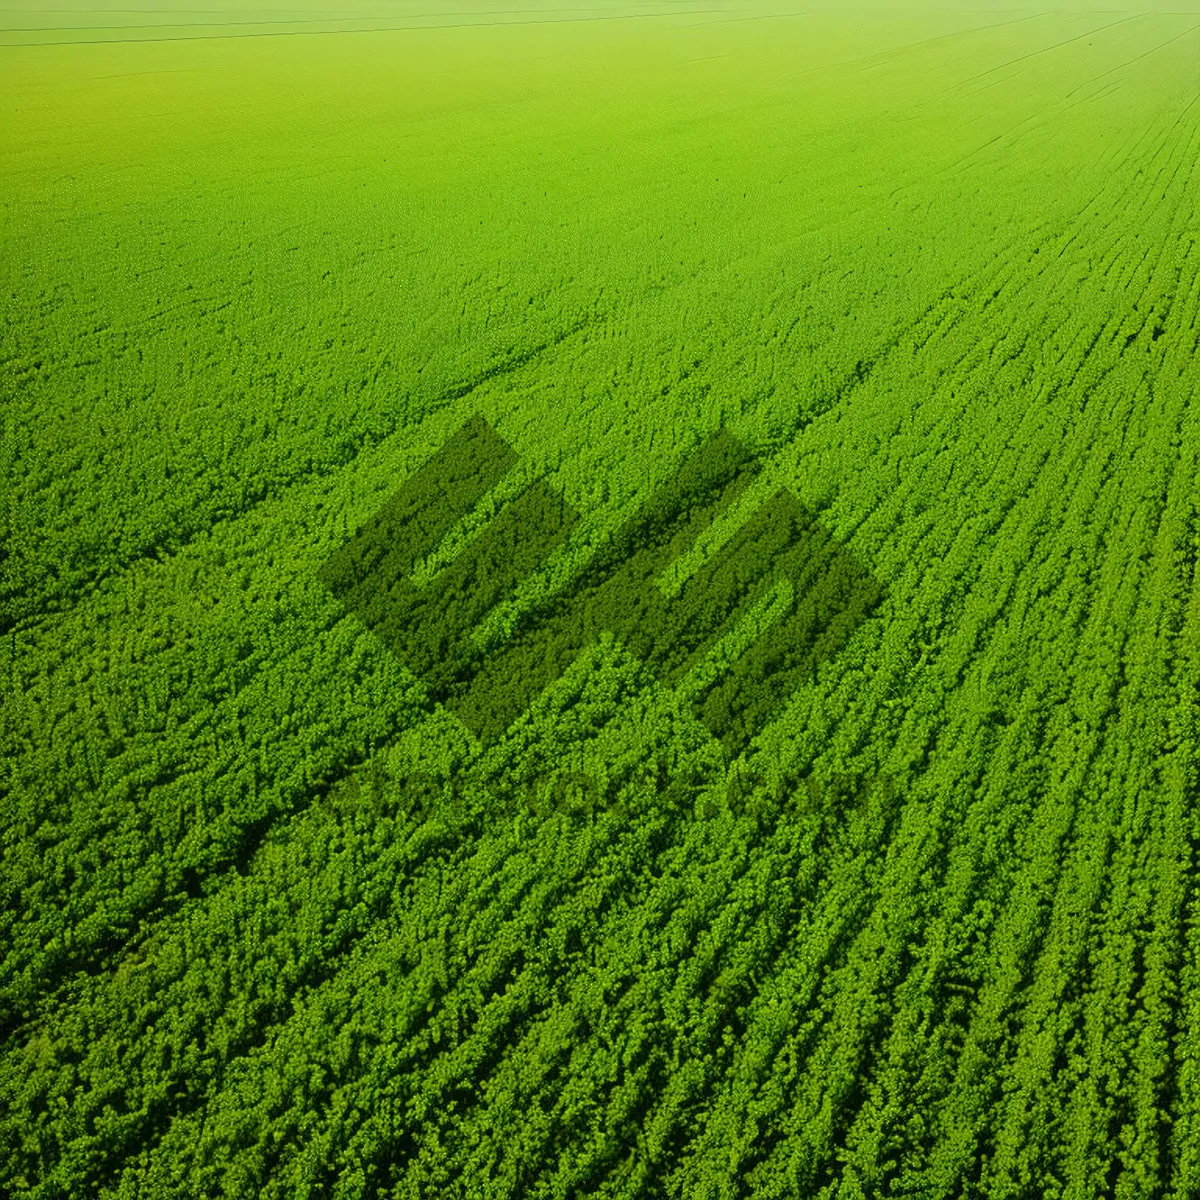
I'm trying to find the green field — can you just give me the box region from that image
[3,1,1200,1195]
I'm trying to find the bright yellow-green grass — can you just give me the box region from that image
[3,3,1200,1196]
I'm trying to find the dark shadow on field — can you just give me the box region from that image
[318,413,884,762]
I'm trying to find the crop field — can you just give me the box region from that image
[3,1,1200,1196]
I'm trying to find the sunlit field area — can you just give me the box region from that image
[3,2,1200,1195]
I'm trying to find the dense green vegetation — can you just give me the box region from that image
[3,2,1199,1196]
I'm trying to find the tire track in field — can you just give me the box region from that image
[943,12,1148,96]
[1059,19,1200,105]
[934,22,1194,192]
[931,36,1176,189]
[765,9,1053,92]
[0,6,731,48]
